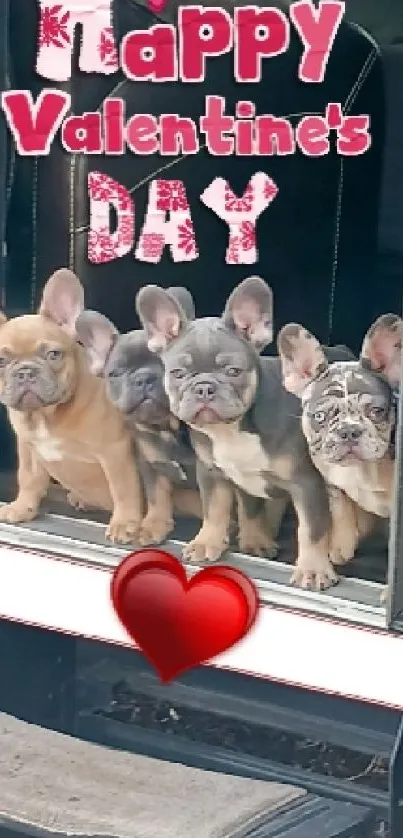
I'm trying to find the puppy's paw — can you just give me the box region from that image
[328,530,357,566]
[105,515,140,545]
[237,528,278,558]
[66,491,89,511]
[0,501,38,524]
[182,525,229,563]
[138,514,174,546]
[291,555,339,591]
[328,489,358,565]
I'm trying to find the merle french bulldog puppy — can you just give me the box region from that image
[277,315,401,536]
[136,276,357,589]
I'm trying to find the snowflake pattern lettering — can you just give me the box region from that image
[38,5,71,49]
[136,179,198,263]
[98,28,119,69]
[36,0,118,82]
[88,171,134,264]
[86,172,278,264]
[200,172,278,264]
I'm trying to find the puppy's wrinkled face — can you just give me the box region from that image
[105,331,171,427]
[301,361,394,464]
[0,268,84,413]
[0,268,85,412]
[278,316,401,467]
[0,316,79,411]
[136,276,274,427]
[162,318,259,426]
[75,287,197,429]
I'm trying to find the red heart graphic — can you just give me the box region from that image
[146,0,168,13]
[111,549,259,683]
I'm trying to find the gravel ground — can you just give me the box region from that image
[90,680,392,836]
[96,680,389,791]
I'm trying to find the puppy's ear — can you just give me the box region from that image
[360,314,402,388]
[75,310,119,376]
[167,286,195,321]
[222,276,273,352]
[39,268,84,336]
[136,285,187,352]
[277,324,328,397]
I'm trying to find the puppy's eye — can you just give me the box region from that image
[0,356,7,368]
[312,409,327,424]
[46,349,63,362]
[368,405,386,421]
[226,366,242,377]
[107,369,120,379]
[171,369,186,380]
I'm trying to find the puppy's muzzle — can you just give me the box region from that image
[121,367,169,419]
[335,422,363,445]
[132,368,158,397]
[6,361,49,409]
[192,379,217,403]
[13,363,40,385]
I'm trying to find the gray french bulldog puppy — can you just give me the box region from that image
[277,315,401,528]
[136,276,357,589]
[75,287,203,546]
[76,287,281,558]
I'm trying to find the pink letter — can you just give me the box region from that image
[121,25,177,81]
[325,102,343,130]
[179,6,233,82]
[136,180,198,263]
[88,172,134,264]
[337,115,371,156]
[126,115,159,154]
[255,115,296,155]
[36,0,118,82]
[234,6,289,82]
[290,1,345,83]
[234,101,255,154]
[103,98,125,154]
[1,89,70,155]
[61,112,102,153]
[200,172,278,265]
[200,96,234,155]
[159,115,199,155]
[296,115,329,156]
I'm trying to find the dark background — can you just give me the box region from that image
[3,1,402,342]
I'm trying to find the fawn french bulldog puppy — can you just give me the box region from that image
[0,268,144,543]
[136,276,356,589]
[277,315,401,517]
[76,287,285,557]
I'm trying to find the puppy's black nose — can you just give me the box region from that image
[134,370,157,389]
[15,365,37,383]
[193,380,217,400]
[337,423,363,443]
